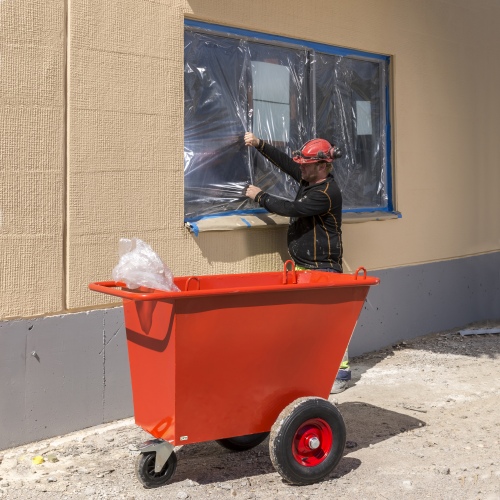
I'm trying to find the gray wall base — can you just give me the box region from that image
[350,251,500,356]
[1,251,499,450]
[0,308,132,450]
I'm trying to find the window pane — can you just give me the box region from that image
[247,41,310,200]
[184,31,251,220]
[253,101,290,142]
[184,31,311,219]
[315,53,388,210]
[252,61,290,142]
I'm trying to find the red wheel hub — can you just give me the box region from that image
[292,418,333,467]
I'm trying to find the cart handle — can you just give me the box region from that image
[283,260,297,284]
[88,281,174,300]
[354,267,368,280]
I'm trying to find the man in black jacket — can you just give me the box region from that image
[244,132,343,273]
[244,132,350,392]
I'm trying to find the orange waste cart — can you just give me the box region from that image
[89,261,379,487]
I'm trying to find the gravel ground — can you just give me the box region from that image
[0,322,499,500]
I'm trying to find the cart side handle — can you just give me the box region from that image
[88,281,174,300]
[354,267,368,280]
[283,260,297,284]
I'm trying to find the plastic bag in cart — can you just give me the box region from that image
[112,238,180,292]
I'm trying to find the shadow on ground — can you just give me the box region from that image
[165,323,498,486]
[168,402,424,486]
[338,401,425,449]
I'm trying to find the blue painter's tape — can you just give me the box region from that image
[240,218,251,227]
[185,19,389,61]
[186,222,199,236]
[184,208,268,224]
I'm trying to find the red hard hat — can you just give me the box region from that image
[292,139,342,164]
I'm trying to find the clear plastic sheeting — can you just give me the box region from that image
[184,29,308,221]
[112,238,179,292]
[184,26,390,224]
[315,53,388,210]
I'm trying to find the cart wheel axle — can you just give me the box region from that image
[292,417,333,467]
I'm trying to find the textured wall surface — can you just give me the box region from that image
[67,0,187,310]
[0,1,66,318]
[1,0,500,319]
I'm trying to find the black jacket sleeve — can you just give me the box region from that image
[256,186,332,218]
[258,142,302,183]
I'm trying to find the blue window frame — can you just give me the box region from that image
[184,20,394,224]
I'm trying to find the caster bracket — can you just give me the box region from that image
[137,439,175,473]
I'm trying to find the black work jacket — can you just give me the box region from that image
[254,142,343,272]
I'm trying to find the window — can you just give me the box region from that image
[184,21,394,228]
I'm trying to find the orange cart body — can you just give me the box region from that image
[89,265,379,448]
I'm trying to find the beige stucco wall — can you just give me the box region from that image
[0,1,66,318]
[1,0,499,319]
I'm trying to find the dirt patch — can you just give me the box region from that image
[1,322,499,499]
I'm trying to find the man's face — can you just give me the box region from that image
[299,162,326,184]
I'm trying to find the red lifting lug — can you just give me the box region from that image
[283,260,297,284]
[185,276,200,291]
[354,267,367,280]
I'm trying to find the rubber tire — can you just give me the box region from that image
[135,450,177,489]
[216,432,270,451]
[269,397,346,485]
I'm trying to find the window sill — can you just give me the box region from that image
[185,213,290,235]
[343,211,402,223]
[185,211,401,234]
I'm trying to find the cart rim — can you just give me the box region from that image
[292,418,333,467]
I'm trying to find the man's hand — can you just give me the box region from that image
[244,132,260,148]
[245,184,262,201]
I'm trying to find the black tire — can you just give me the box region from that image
[135,450,177,489]
[269,397,346,485]
[216,432,270,451]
